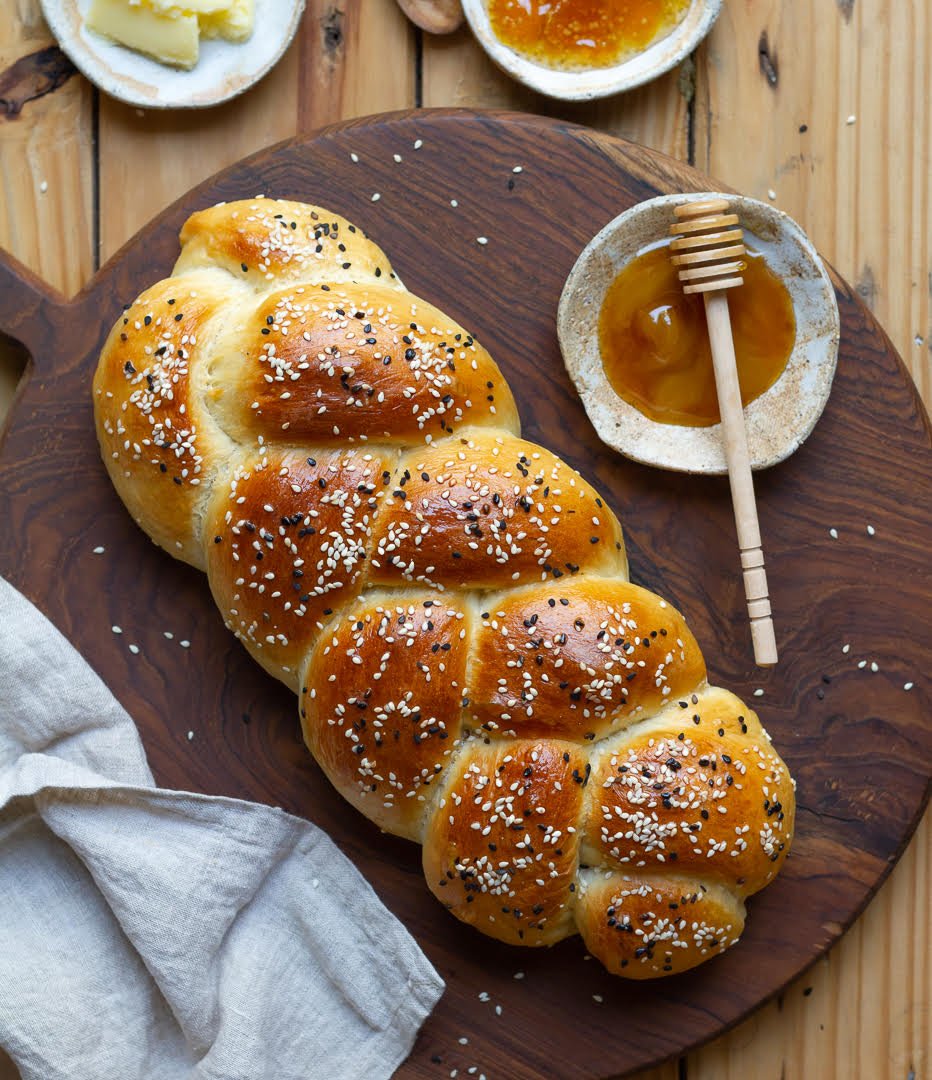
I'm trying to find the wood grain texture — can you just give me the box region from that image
[0,111,928,1080]
[421,24,689,159]
[0,1,93,293]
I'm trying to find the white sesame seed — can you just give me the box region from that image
[450,199,458,207]
[904,682,914,691]
[858,660,867,669]
[393,153,403,163]
[753,688,764,697]
[593,994,603,1003]
[866,525,875,536]
[846,114,856,124]
[458,1037,468,1045]
[93,546,106,554]
[111,625,122,635]
[179,639,191,649]
[513,971,525,979]
[312,878,319,888]
[842,643,850,654]
[350,152,359,162]
[187,730,194,741]
[39,180,48,194]
[829,528,838,539]
[128,644,140,655]
[371,193,381,202]
[413,139,423,149]
[870,662,879,673]
[476,237,488,245]
[512,165,523,173]
[494,1004,502,1016]
[478,991,490,1001]
[767,188,777,200]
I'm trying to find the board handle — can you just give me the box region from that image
[0,247,65,364]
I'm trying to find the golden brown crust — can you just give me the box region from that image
[581,688,795,897]
[301,593,470,841]
[94,197,797,980]
[469,578,706,741]
[175,198,398,291]
[423,739,588,946]
[205,282,519,446]
[92,269,239,569]
[574,870,746,978]
[368,430,627,592]
[204,445,395,690]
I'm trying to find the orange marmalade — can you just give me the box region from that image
[488,0,691,71]
[598,241,796,427]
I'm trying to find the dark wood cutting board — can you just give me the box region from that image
[0,110,929,1080]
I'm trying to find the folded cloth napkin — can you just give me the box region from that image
[0,577,444,1080]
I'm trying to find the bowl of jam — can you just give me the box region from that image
[557,193,841,473]
[461,0,722,100]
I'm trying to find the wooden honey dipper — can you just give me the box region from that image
[670,198,778,666]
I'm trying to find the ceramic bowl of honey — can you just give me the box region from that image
[557,193,841,474]
[461,0,722,101]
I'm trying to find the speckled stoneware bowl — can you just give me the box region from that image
[461,0,722,101]
[557,193,841,474]
[41,0,304,109]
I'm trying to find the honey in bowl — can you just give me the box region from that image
[487,0,692,72]
[598,240,796,427]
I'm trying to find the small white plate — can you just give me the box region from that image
[461,0,721,102]
[40,0,305,109]
[557,193,841,475]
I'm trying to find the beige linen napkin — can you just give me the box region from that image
[0,576,443,1080]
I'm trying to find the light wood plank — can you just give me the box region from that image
[297,0,415,132]
[421,25,689,159]
[96,46,301,263]
[0,1,94,294]
[97,0,416,263]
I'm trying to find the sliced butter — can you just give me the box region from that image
[86,0,199,69]
[200,0,254,43]
[85,0,254,70]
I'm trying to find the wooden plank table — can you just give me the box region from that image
[0,2,928,1077]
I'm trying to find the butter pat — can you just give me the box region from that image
[200,0,254,43]
[85,0,254,70]
[87,0,199,68]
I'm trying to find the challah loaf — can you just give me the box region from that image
[93,198,795,978]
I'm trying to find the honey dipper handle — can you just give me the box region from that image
[703,291,779,667]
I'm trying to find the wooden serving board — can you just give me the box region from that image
[0,110,929,1079]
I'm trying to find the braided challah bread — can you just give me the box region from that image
[93,198,795,978]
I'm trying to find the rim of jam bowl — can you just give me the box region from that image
[461,0,723,102]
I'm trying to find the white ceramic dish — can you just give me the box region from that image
[557,193,841,475]
[461,0,722,101]
[40,0,304,109]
